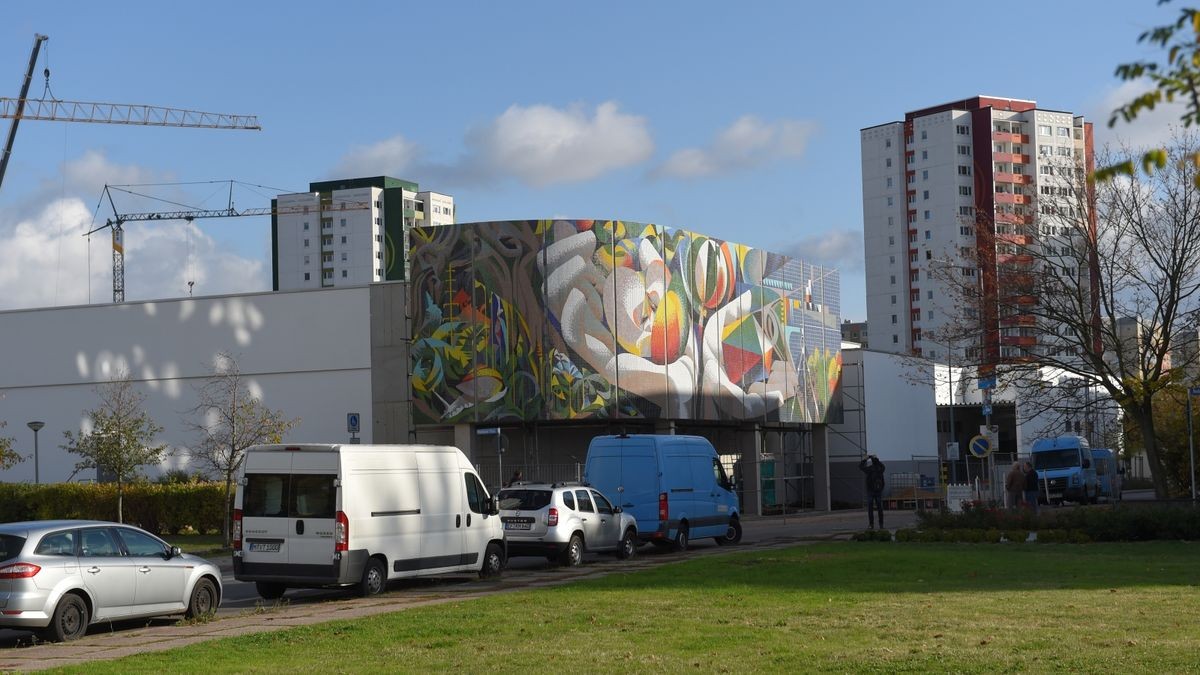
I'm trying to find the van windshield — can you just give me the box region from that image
[1034,449,1080,470]
[497,489,551,511]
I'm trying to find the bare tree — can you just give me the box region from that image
[186,352,298,544]
[0,420,25,471]
[931,137,1200,498]
[62,373,166,522]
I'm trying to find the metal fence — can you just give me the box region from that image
[476,462,583,491]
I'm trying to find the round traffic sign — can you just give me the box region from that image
[968,434,991,458]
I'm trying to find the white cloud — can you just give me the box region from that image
[778,229,863,272]
[332,101,654,188]
[461,101,654,187]
[0,152,268,311]
[331,134,420,179]
[654,115,816,179]
[1091,80,1189,150]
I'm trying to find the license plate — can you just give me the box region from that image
[505,522,531,531]
[249,542,281,552]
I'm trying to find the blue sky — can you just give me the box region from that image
[0,1,1182,318]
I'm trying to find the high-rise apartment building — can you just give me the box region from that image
[861,96,1093,363]
[272,176,454,291]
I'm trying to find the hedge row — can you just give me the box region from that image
[915,503,1200,541]
[0,482,227,535]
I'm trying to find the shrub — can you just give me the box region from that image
[0,482,224,534]
[1004,529,1029,543]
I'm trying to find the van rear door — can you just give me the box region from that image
[241,451,292,571]
[288,451,338,574]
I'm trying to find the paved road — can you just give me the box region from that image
[0,509,913,670]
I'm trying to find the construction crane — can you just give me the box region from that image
[0,33,260,193]
[88,183,370,302]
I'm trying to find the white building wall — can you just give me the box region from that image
[0,287,373,483]
[861,123,907,353]
[828,348,937,462]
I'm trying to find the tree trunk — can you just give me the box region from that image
[223,473,233,547]
[117,476,124,524]
[1135,400,1171,499]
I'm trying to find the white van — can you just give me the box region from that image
[232,444,505,599]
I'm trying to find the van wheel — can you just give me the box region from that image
[186,578,218,618]
[673,524,689,552]
[359,558,386,597]
[715,517,742,546]
[560,534,584,567]
[256,582,287,600]
[479,542,504,579]
[41,593,88,642]
[617,529,637,559]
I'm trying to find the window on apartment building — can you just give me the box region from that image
[891,295,897,305]
[908,174,915,184]
[909,232,917,243]
[921,150,928,160]
[374,217,382,225]
[375,234,383,242]
[889,255,896,264]
[923,190,929,200]
[1040,145,1052,156]
[887,216,894,227]
[922,170,929,180]
[376,268,383,276]
[322,236,332,246]
[958,145,971,155]
[908,194,916,204]
[908,213,917,224]
[403,199,414,210]
[1057,146,1072,157]
[340,218,347,227]
[890,274,896,284]
[341,236,347,244]
[303,255,310,265]
[1057,126,1070,136]
[1040,165,1054,175]
[909,251,918,263]
[322,252,333,263]
[887,177,893,188]
[887,196,894,206]
[323,270,333,280]
[304,272,310,281]
[893,335,899,344]
[322,219,332,230]
[959,186,972,196]
[921,130,927,140]
[342,270,348,278]
[924,210,931,221]
[886,157,892,167]
[341,252,348,261]
[303,222,309,231]
[959,226,974,236]
[959,206,974,216]
[374,200,382,209]
[925,230,932,240]
[376,252,383,260]
[891,315,897,324]
[889,235,895,245]
[956,124,969,135]
[907,154,914,165]
[958,165,971,176]
[925,250,932,260]
[906,134,913,144]
[304,238,310,247]
[927,290,934,299]
[886,138,892,148]
[1038,124,1052,136]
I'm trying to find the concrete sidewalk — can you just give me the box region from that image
[0,508,914,671]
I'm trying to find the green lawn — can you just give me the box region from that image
[61,542,1200,673]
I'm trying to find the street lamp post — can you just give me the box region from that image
[27,421,44,484]
[1188,387,1200,502]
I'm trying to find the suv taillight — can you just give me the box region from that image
[232,508,243,550]
[658,492,669,523]
[547,507,559,527]
[0,563,41,579]
[335,511,349,552]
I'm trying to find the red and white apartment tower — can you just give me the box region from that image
[860,96,1094,364]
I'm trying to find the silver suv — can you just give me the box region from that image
[0,520,222,642]
[498,482,637,566]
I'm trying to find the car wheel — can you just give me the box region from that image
[255,582,287,600]
[673,523,689,552]
[359,557,387,597]
[715,517,743,546]
[616,528,637,559]
[185,578,218,619]
[560,534,584,567]
[479,542,504,579]
[43,593,89,642]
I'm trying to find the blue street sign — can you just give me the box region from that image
[347,413,360,434]
[978,376,996,390]
[968,434,991,458]
[1190,387,1200,397]
[982,404,992,417]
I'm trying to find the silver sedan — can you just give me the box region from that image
[0,520,222,641]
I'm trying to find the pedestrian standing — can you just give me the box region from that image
[859,454,886,529]
[1022,461,1040,514]
[1005,462,1024,511]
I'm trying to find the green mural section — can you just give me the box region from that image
[409,220,841,425]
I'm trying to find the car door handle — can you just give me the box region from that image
[87,566,101,574]
[581,517,588,522]
[296,520,305,535]
[456,515,461,528]
[139,566,152,574]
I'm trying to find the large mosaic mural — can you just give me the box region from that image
[409,220,841,425]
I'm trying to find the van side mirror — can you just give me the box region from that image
[487,497,500,516]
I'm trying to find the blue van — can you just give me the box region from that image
[1090,448,1121,502]
[584,434,741,551]
[1030,435,1098,504]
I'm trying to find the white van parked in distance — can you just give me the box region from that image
[232,444,505,599]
